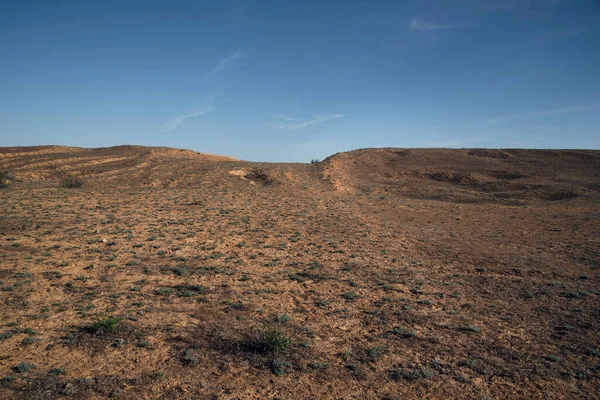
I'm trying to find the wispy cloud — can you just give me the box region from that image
[484,103,600,125]
[162,104,214,132]
[202,50,246,81]
[408,17,456,31]
[267,114,345,130]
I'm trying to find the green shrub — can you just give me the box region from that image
[254,329,291,353]
[89,317,122,334]
[13,362,36,373]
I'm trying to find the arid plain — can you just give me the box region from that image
[0,146,598,399]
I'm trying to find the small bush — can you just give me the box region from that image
[0,171,16,188]
[271,358,293,376]
[21,337,36,345]
[310,159,320,164]
[342,291,358,301]
[391,366,432,381]
[367,345,387,362]
[13,362,36,373]
[183,349,200,366]
[60,175,84,188]
[392,326,417,338]
[49,366,66,376]
[254,329,291,353]
[89,317,122,334]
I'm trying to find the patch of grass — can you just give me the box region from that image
[392,326,417,338]
[390,366,432,381]
[289,273,306,282]
[562,290,590,299]
[308,361,330,370]
[157,288,174,296]
[457,359,477,368]
[271,358,292,376]
[315,298,330,307]
[49,366,66,376]
[89,316,122,335]
[367,345,387,362]
[342,291,358,301]
[253,329,291,353]
[183,349,200,366]
[21,336,36,345]
[226,300,244,310]
[60,175,84,188]
[13,362,36,373]
[273,313,292,323]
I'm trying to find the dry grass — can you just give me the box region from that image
[0,146,598,399]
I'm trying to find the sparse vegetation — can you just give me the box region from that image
[342,291,358,301]
[13,363,35,373]
[0,171,16,188]
[88,317,122,334]
[390,366,433,381]
[252,329,291,353]
[60,175,84,188]
[0,146,598,399]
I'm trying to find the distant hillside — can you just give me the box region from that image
[1,146,599,205]
[322,148,600,204]
[0,145,239,188]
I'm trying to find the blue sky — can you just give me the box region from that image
[1,0,599,161]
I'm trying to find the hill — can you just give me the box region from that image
[0,146,598,399]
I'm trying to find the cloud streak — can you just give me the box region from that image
[484,103,600,125]
[162,104,214,132]
[202,50,246,81]
[408,17,456,31]
[267,114,345,130]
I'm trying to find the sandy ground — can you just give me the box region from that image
[0,146,598,399]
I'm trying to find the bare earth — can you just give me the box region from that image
[0,146,598,399]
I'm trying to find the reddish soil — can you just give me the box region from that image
[0,146,598,399]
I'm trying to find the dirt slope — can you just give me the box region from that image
[322,148,600,203]
[0,146,240,188]
[0,146,598,399]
